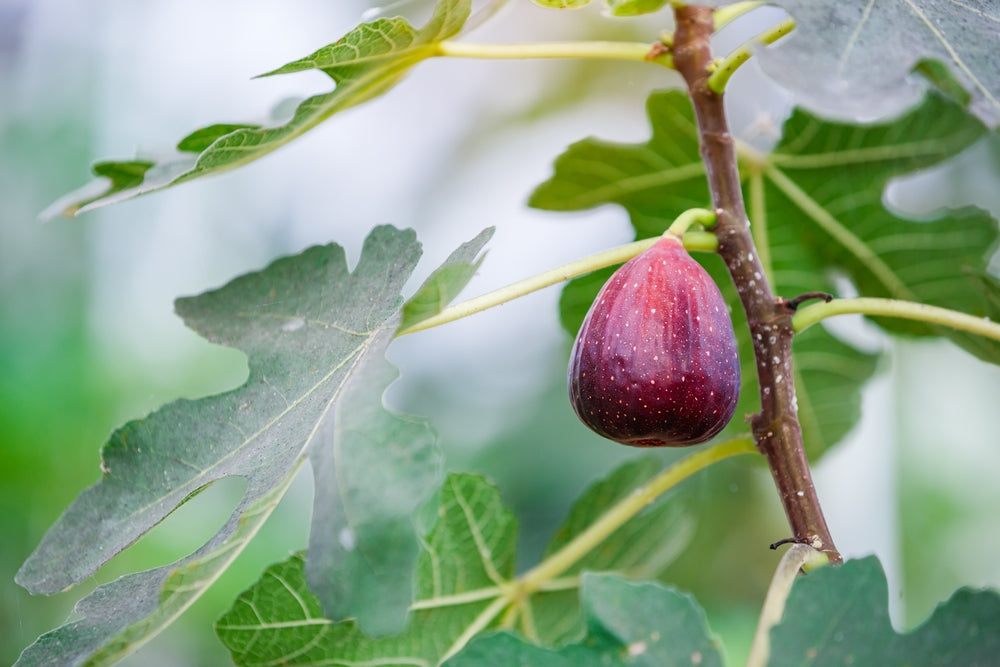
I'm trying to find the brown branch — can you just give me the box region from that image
[671,5,841,563]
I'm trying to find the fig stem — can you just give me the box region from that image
[396,228,718,337]
[746,543,830,667]
[792,297,1000,342]
[666,206,716,238]
[516,436,756,596]
[672,5,841,563]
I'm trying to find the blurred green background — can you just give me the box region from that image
[2,1,999,665]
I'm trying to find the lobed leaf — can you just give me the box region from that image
[49,0,471,217]
[444,573,724,666]
[14,225,494,664]
[757,1,1000,127]
[216,455,699,665]
[770,556,1000,665]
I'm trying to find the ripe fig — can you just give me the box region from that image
[568,234,740,446]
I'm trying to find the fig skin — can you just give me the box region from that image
[568,234,740,447]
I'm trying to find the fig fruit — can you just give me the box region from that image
[568,234,740,446]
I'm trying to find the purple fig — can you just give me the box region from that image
[569,234,740,447]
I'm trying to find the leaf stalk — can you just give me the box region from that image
[793,297,1000,343]
[395,229,717,337]
[707,17,795,93]
[746,543,830,667]
[436,40,674,67]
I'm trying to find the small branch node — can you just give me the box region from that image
[781,291,834,312]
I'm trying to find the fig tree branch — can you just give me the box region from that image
[671,3,842,563]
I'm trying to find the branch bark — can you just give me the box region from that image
[670,4,841,563]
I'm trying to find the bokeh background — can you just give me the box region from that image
[2,1,999,665]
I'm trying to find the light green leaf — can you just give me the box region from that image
[769,556,1000,665]
[216,473,518,666]
[14,226,441,664]
[757,1,1000,126]
[532,0,592,8]
[398,226,495,333]
[49,0,471,217]
[604,0,669,18]
[531,456,695,644]
[444,573,724,666]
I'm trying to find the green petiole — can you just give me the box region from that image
[396,228,718,337]
[792,297,1000,344]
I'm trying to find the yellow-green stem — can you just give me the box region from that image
[666,207,716,238]
[792,297,1000,343]
[517,436,757,594]
[707,17,795,93]
[713,1,767,30]
[396,231,718,337]
[436,40,673,68]
[746,544,830,667]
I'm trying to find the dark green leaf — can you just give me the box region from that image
[529,92,709,240]
[758,1,1000,126]
[49,0,471,217]
[444,573,724,667]
[770,556,1000,666]
[216,473,518,666]
[767,94,1000,360]
[398,226,495,333]
[15,225,440,664]
[531,456,695,644]
[534,90,994,458]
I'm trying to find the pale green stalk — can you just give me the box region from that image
[435,436,757,663]
[436,41,672,67]
[713,1,767,30]
[792,297,1000,344]
[746,544,829,667]
[666,207,716,237]
[707,17,796,93]
[396,231,718,337]
[516,436,757,594]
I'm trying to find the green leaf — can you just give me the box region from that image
[532,0,592,8]
[766,93,1000,361]
[531,456,695,644]
[216,473,519,666]
[14,226,442,664]
[49,0,471,217]
[757,1,1000,126]
[534,90,996,457]
[769,556,1000,665]
[217,454,701,665]
[444,573,724,666]
[604,0,669,17]
[398,226,495,333]
[529,92,709,239]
